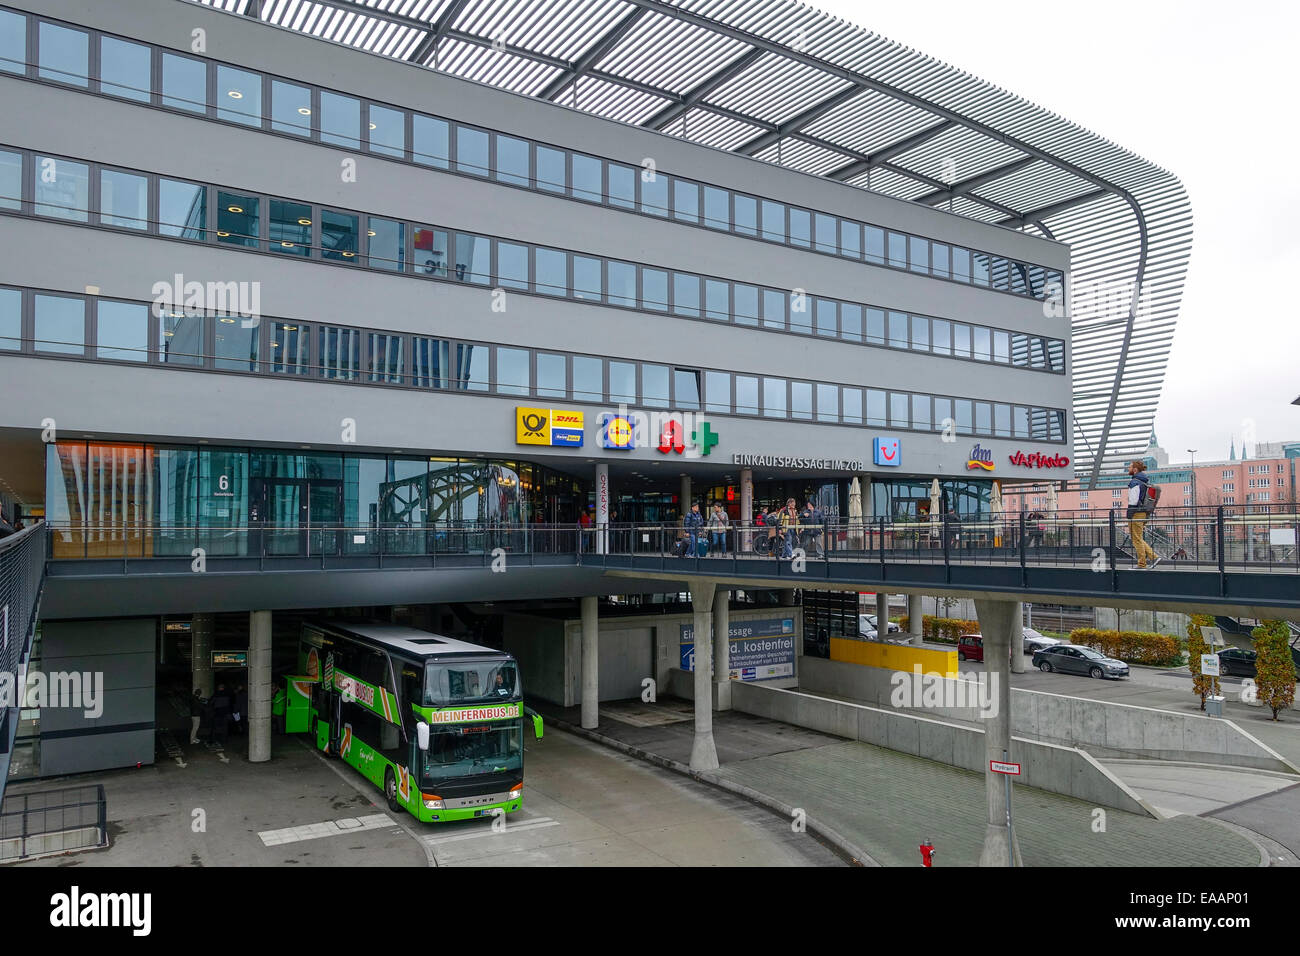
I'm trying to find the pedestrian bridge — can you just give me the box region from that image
[39,508,1300,619]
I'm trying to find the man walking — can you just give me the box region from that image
[1126,459,1160,569]
[208,682,232,746]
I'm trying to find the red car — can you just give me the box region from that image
[956,634,984,662]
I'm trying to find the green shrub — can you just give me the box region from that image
[1069,627,1181,667]
[1252,620,1296,721]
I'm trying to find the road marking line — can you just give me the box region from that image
[422,817,560,846]
[258,813,393,846]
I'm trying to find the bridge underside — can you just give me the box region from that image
[43,554,1300,620]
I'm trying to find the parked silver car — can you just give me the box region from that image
[1031,644,1129,679]
[1022,628,1060,654]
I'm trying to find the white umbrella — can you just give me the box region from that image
[848,477,863,549]
[990,480,1004,547]
[929,478,941,540]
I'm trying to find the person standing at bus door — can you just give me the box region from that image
[232,684,248,736]
[189,687,207,745]
[208,683,232,745]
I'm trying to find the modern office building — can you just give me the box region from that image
[0,0,1187,779]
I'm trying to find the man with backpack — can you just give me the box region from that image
[1126,459,1160,569]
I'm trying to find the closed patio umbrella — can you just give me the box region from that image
[929,479,942,542]
[848,477,864,549]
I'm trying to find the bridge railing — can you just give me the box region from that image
[0,526,48,800]
[43,506,1300,574]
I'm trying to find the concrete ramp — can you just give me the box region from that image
[730,681,1159,817]
[798,656,1300,775]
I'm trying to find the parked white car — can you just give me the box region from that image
[1022,628,1060,654]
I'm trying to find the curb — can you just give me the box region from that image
[547,716,879,867]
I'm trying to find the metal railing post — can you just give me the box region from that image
[1217,506,1226,593]
[1108,510,1118,592]
[1019,510,1027,585]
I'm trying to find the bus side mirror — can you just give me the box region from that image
[416,720,429,751]
[531,713,544,740]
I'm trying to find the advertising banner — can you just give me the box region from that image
[679,617,796,681]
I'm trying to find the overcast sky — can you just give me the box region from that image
[816,0,1300,465]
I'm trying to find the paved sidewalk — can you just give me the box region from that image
[538,698,1264,867]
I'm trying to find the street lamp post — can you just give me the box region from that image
[1188,449,1198,560]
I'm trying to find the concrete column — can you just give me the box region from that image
[595,463,609,554]
[1010,600,1026,674]
[580,596,598,730]
[191,613,214,697]
[680,475,692,515]
[740,468,753,552]
[248,610,272,763]
[875,592,889,636]
[907,593,924,645]
[690,582,719,770]
[713,588,731,711]
[973,598,1023,867]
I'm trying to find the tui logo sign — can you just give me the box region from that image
[873,437,901,467]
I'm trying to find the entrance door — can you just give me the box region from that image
[253,478,343,556]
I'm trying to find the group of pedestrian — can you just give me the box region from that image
[756,498,825,558]
[672,502,734,558]
[189,682,248,747]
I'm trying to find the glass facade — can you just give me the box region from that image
[46,442,581,559]
[1,5,1064,302]
[0,145,1067,374]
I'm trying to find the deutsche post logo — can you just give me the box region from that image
[516,407,584,447]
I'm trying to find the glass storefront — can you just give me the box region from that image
[45,442,581,558]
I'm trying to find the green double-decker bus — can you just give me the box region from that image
[283,620,542,823]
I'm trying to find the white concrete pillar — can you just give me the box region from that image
[875,592,889,636]
[690,582,719,770]
[973,598,1022,867]
[581,596,598,729]
[713,588,731,711]
[907,594,924,645]
[248,610,273,763]
[1010,600,1026,674]
[595,463,609,554]
[740,468,753,553]
[191,613,214,697]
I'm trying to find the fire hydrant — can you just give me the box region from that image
[919,839,936,867]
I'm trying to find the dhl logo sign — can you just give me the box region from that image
[516,407,584,447]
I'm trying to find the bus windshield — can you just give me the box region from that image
[423,723,522,781]
[425,660,519,706]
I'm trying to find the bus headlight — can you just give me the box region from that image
[510,783,523,797]
[422,794,443,809]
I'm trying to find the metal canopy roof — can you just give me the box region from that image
[186,0,1192,485]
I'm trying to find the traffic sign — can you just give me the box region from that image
[990,760,1020,775]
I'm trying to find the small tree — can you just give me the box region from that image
[1252,620,1297,721]
[1187,614,1219,711]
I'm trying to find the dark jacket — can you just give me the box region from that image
[210,690,232,716]
[683,510,705,530]
[234,689,248,717]
[1126,472,1149,519]
[190,693,206,717]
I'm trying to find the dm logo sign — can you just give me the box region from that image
[873,437,901,467]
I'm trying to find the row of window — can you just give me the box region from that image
[0,5,1065,301]
[0,144,1067,373]
[0,284,1068,442]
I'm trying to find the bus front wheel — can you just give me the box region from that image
[384,769,400,813]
